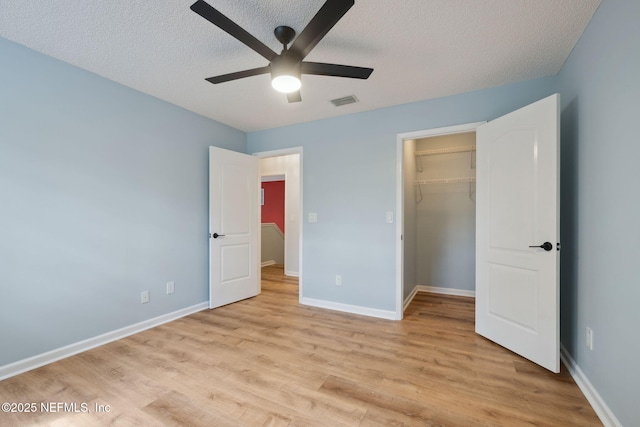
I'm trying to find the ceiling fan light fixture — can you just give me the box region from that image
[270,56,301,93]
[271,74,301,93]
[191,0,373,103]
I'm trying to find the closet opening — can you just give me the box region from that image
[396,122,483,319]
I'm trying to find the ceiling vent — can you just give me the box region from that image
[330,95,358,107]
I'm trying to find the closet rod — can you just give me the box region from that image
[415,177,476,185]
[415,146,476,157]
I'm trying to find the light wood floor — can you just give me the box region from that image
[0,265,601,426]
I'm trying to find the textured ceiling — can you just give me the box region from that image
[0,0,600,132]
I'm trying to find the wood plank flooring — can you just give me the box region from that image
[0,265,601,426]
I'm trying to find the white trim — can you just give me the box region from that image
[253,147,301,158]
[261,222,284,238]
[418,285,476,298]
[397,122,486,141]
[560,345,622,427]
[261,174,285,182]
[395,137,404,320]
[284,270,299,277]
[300,297,396,320]
[261,260,276,267]
[403,286,419,311]
[0,302,208,381]
[395,122,485,322]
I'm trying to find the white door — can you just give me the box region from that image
[476,94,560,372]
[209,147,260,309]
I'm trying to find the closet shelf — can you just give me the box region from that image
[415,146,476,157]
[415,177,476,185]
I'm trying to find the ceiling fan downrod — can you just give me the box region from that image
[274,25,296,53]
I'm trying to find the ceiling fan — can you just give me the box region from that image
[190,0,373,103]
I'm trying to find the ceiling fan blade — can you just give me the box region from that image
[288,0,354,60]
[301,62,373,79]
[287,91,302,103]
[191,0,277,61]
[205,66,271,84]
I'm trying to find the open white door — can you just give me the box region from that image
[476,94,560,372]
[209,147,260,309]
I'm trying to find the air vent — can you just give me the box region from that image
[330,95,358,107]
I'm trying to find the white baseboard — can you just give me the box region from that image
[560,344,622,427]
[261,260,276,267]
[403,286,419,312]
[300,297,397,320]
[417,285,475,298]
[0,302,209,381]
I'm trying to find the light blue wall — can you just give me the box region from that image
[0,38,246,366]
[558,1,639,425]
[248,77,558,312]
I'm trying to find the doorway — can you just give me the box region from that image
[395,123,484,318]
[411,132,477,295]
[260,174,286,267]
[395,94,561,373]
[253,147,303,299]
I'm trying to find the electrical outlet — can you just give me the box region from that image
[586,327,593,350]
[335,274,342,286]
[141,291,150,304]
[166,281,175,294]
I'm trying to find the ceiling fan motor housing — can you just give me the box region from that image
[270,55,301,93]
[270,55,301,79]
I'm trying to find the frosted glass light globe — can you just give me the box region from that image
[271,75,301,93]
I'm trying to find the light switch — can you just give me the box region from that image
[308,212,317,223]
[386,211,394,223]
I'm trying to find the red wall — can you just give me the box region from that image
[261,181,285,233]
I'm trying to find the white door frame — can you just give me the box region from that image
[395,123,485,319]
[252,147,304,302]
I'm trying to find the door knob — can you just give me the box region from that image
[212,233,225,239]
[529,242,553,251]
